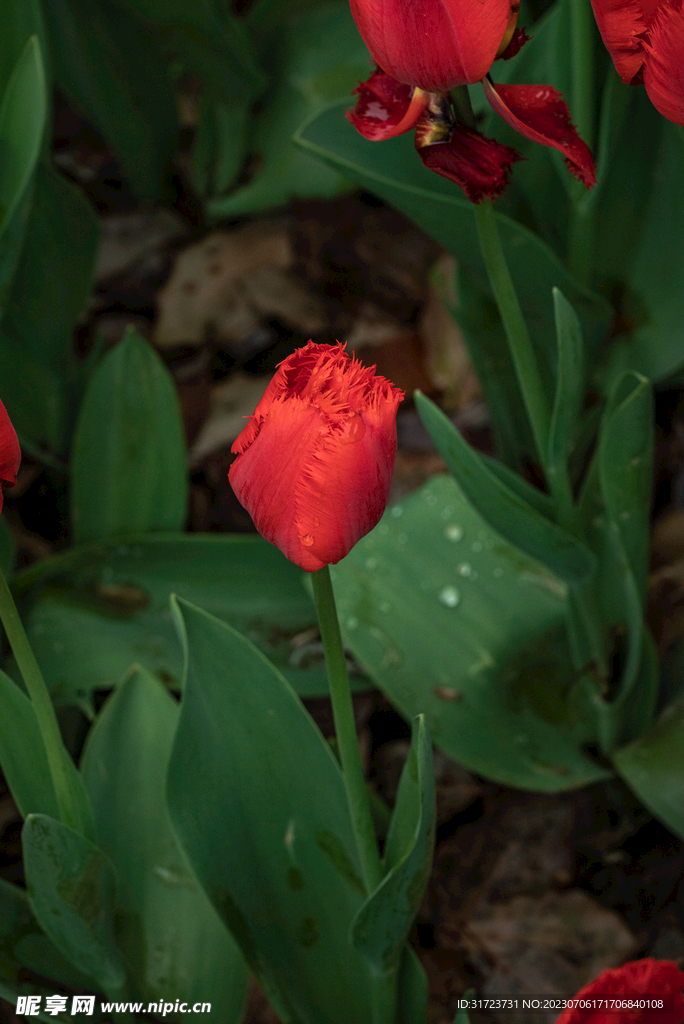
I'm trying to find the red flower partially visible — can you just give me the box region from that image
[0,399,20,513]
[591,0,684,124]
[346,68,596,202]
[557,959,684,1024]
[229,342,404,572]
[348,0,516,91]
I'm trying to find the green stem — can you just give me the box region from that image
[474,200,551,469]
[0,568,78,830]
[311,566,382,893]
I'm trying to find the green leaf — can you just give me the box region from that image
[22,814,126,996]
[167,597,380,1024]
[0,36,46,240]
[191,97,250,198]
[332,474,612,791]
[0,162,98,454]
[109,0,265,101]
[81,666,248,1018]
[595,100,684,386]
[0,669,95,839]
[415,391,595,584]
[613,692,684,842]
[547,289,585,503]
[14,534,344,707]
[71,328,188,544]
[0,877,41,986]
[294,100,612,374]
[352,715,434,976]
[207,2,371,216]
[42,0,178,201]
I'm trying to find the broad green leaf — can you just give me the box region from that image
[207,3,371,216]
[415,391,595,584]
[81,667,248,1019]
[352,715,434,976]
[191,97,250,198]
[42,0,178,201]
[14,534,344,706]
[613,693,684,842]
[595,99,684,385]
[397,947,429,1024]
[547,289,585,503]
[0,669,95,839]
[0,877,41,985]
[0,36,45,239]
[332,475,612,791]
[109,0,265,101]
[0,162,98,453]
[294,101,612,373]
[71,328,188,544]
[167,597,381,1024]
[22,814,126,997]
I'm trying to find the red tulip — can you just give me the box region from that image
[229,342,404,572]
[591,0,684,124]
[348,0,517,91]
[0,399,20,512]
[347,67,596,201]
[556,959,684,1024]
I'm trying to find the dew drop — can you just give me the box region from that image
[441,506,454,520]
[313,515,321,527]
[365,557,377,571]
[457,563,472,577]
[301,534,315,547]
[445,524,463,542]
[379,601,392,613]
[471,541,483,552]
[438,585,461,608]
[425,493,438,507]
[390,506,403,518]
[346,616,359,630]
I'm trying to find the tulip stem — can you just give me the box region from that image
[474,200,552,471]
[0,567,79,832]
[311,566,383,894]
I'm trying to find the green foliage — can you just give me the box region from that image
[0,36,46,240]
[332,475,611,791]
[167,597,385,1024]
[70,328,188,545]
[81,667,248,1020]
[13,534,346,710]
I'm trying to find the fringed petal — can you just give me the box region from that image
[483,79,597,187]
[590,0,647,82]
[643,0,684,123]
[416,118,521,202]
[346,70,430,140]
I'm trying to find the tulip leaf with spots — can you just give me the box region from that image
[22,814,126,998]
[81,666,248,1020]
[167,597,398,1024]
[331,474,612,791]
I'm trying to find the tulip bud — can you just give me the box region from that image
[229,342,404,572]
[0,399,21,513]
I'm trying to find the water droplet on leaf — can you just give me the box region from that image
[438,585,461,608]
[445,524,463,542]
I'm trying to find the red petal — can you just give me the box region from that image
[346,70,430,140]
[557,959,684,1024]
[0,399,20,508]
[497,27,531,60]
[483,80,597,187]
[348,0,512,90]
[643,0,684,123]
[590,0,647,82]
[230,342,403,571]
[416,122,521,202]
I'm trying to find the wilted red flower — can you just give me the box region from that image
[0,399,20,512]
[229,342,404,572]
[557,959,684,1024]
[347,67,596,201]
[348,0,517,91]
[590,0,684,124]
